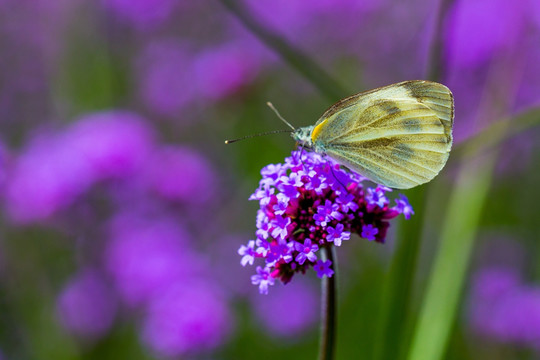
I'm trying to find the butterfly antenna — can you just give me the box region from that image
[267,102,295,131]
[224,129,292,144]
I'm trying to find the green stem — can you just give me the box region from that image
[406,144,498,360]
[453,106,540,159]
[372,187,426,360]
[217,0,349,102]
[319,246,337,360]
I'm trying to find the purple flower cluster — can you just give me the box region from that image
[469,267,540,350]
[239,150,414,294]
[136,40,262,118]
[56,269,117,339]
[0,109,233,355]
[103,209,233,356]
[252,278,318,337]
[101,0,178,30]
[3,110,219,224]
[443,0,540,142]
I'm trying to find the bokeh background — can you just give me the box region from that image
[0,0,540,359]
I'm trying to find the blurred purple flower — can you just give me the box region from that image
[4,110,156,223]
[244,0,380,49]
[514,38,540,113]
[444,0,528,69]
[442,0,540,143]
[252,279,317,337]
[136,41,197,117]
[469,267,540,348]
[0,139,10,194]
[239,150,412,293]
[137,39,262,117]
[105,212,200,306]
[5,131,94,223]
[193,41,261,100]
[101,0,177,30]
[533,1,540,28]
[142,145,216,204]
[66,111,156,180]
[57,269,117,339]
[141,282,232,356]
[470,267,519,302]
[212,235,258,297]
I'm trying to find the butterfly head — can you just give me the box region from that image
[291,126,314,149]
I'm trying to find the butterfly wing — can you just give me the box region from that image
[312,81,454,189]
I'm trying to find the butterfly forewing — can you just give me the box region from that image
[312,80,453,189]
[401,80,454,143]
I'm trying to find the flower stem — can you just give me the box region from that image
[319,246,337,360]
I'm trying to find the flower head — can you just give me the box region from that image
[193,41,261,100]
[251,266,275,295]
[326,223,350,246]
[66,110,156,180]
[141,282,232,356]
[239,150,413,293]
[105,212,197,306]
[56,269,117,339]
[102,0,177,30]
[314,260,334,279]
[361,224,379,241]
[395,194,415,220]
[238,240,257,267]
[141,145,216,205]
[4,111,156,224]
[252,279,318,337]
[468,267,540,348]
[5,131,94,223]
[136,41,197,117]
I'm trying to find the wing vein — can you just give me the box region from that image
[363,149,434,179]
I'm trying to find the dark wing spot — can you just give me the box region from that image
[378,101,401,115]
[361,100,402,126]
[391,143,414,161]
[401,118,422,133]
[369,100,401,118]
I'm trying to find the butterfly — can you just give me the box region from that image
[290,80,454,189]
[226,80,454,189]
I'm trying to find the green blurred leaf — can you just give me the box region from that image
[406,146,498,360]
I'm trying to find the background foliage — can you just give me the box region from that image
[0,0,540,359]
